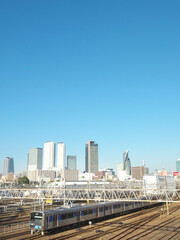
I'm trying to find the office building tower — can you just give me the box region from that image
[43,141,55,169]
[85,141,98,174]
[3,157,14,176]
[131,166,145,180]
[176,159,180,172]
[67,155,76,170]
[28,148,42,171]
[123,151,131,175]
[57,142,65,170]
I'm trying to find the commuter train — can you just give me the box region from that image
[30,200,155,235]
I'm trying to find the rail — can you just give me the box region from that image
[0,221,30,234]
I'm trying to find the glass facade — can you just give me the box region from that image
[85,141,98,174]
[176,159,180,172]
[67,155,76,170]
[3,157,14,176]
[28,148,42,171]
[123,151,131,175]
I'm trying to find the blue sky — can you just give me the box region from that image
[0,0,180,174]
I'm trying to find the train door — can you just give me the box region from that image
[110,205,113,214]
[45,216,48,229]
[96,208,98,217]
[48,215,53,229]
[77,211,80,221]
[53,215,57,228]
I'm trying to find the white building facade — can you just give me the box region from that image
[43,141,55,170]
[57,142,65,170]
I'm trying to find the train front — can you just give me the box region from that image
[30,211,43,234]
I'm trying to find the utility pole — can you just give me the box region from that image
[165,176,169,215]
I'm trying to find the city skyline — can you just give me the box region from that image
[0,138,179,175]
[1,1,180,174]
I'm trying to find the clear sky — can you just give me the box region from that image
[0,0,180,174]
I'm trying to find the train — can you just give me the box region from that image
[30,200,156,235]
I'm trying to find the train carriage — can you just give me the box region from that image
[30,200,155,235]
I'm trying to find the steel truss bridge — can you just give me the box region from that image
[0,188,180,203]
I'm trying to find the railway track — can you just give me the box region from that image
[0,204,159,240]
[44,204,180,240]
[1,203,179,240]
[0,230,30,240]
[109,215,180,240]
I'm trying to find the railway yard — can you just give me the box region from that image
[0,199,180,240]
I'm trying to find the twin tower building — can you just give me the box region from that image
[44,142,65,170]
[28,142,73,171]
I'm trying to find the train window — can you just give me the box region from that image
[73,212,77,218]
[88,209,93,214]
[105,206,108,211]
[93,208,96,214]
[83,210,88,215]
[62,214,67,220]
[68,213,73,218]
[81,211,84,216]
[58,214,62,221]
[117,204,120,208]
[49,216,53,223]
[99,207,103,212]
[31,212,43,225]
[31,212,42,220]
[113,205,117,209]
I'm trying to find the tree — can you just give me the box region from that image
[18,176,30,185]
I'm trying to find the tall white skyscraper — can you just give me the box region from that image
[28,148,42,171]
[43,141,55,169]
[57,142,65,170]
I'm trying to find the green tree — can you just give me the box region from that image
[18,176,30,185]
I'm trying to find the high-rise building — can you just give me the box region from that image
[3,157,14,176]
[131,166,145,180]
[67,155,76,170]
[85,141,98,174]
[43,141,55,170]
[176,159,180,172]
[123,151,131,175]
[57,142,65,170]
[28,148,42,171]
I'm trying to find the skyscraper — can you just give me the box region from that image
[3,157,14,176]
[85,141,98,174]
[67,155,76,170]
[57,142,65,170]
[123,150,131,175]
[43,141,55,170]
[28,148,42,171]
[176,159,180,172]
